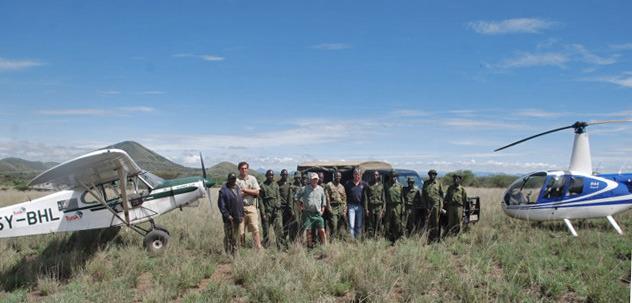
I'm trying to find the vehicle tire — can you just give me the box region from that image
[153,224,170,235]
[144,229,170,254]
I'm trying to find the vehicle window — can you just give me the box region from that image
[81,190,100,204]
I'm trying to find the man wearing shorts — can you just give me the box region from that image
[236,161,262,250]
[299,172,327,247]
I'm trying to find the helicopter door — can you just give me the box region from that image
[538,175,567,203]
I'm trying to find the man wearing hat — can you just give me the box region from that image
[403,176,423,236]
[217,173,244,255]
[259,170,285,249]
[299,172,327,246]
[422,169,444,242]
[365,171,386,238]
[443,173,467,237]
[385,170,404,242]
[325,171,347,240]
[289,171,303,241]
[278,169,294,246]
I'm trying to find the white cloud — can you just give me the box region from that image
[442,119,524,129]
[136,91,166,95]
[568,44,617,65]
[515,109,563,118]
[609,43,632,50]
[492,52,569,69]
[0,57,44,71]
[468,18,555,35]
[0,140,88,163]
[311,43,352,50]
[591,72,632,88]
[173,53,225,61]
[98,90,121,95]
[37,106,156,116]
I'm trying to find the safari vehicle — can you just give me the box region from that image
[296,161,392,184]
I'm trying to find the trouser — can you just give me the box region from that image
[347,204,364,239]
[326,204,346,240]
[366,205,384,238]
[387,204,404,242]
[261,207,286,249]
[223,220,240,255]
[282,205,297,243]
[444,205,463,236]
[427,206,441,242]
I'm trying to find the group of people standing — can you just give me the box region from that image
[217,161,469,255]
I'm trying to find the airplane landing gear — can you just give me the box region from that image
[144,229,170,254]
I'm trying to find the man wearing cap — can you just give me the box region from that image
[289,171,303,241]
[325,171,347,240]
[235,161,262,249]
[259,170,285,249]
[278,169,294,246]
[422,169,444,242]
[299,172,327,247]
[443,174,467,237]
[217,173,244,255]
[403,176,423,236]
[365,171,386,238]
[345,168,368,240]
[385,170,404,242]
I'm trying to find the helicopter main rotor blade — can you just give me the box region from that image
[588,119,632,126]
[494,124,576,152]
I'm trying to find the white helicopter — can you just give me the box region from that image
[495,120,632,236]
[0,148,213,253]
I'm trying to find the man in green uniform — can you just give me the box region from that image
[259,170,285,249]
[325,171,347,240]
[403,176,422,236]
[289,171,303,242]
[422,169,444,243]
[278,169,293,246]
[385,170,404,243]
[443,174,467,237]
[364,171,386,238]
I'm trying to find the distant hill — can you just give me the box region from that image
[0,141,261,187]
[0,157,58,173]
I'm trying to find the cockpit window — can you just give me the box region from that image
[567,177,584,196]
[504,172,546,205]
[544,175,566,199]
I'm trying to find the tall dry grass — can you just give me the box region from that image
[0,187,630,302]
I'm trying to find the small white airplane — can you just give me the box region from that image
[495,120,632,236]
[0,148,213,253]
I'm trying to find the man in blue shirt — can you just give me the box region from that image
[345,168,368,240]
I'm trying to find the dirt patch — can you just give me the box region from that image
[335,291,356,303]
[26,290,46,302]
[210,263,233,284]
[558,291,583,303]
[133,272,153,302]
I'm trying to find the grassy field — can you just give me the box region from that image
[0,187,630,302]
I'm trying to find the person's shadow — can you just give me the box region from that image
[0,227,123,290]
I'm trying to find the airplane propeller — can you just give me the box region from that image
[200,152,213,207]
[494,119,632,152]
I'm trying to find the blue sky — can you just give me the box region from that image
[1,1,632,174]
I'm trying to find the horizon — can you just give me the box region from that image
[1,1,631,174]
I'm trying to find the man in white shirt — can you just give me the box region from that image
[236,161,262,250]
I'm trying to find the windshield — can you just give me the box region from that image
[504,172,546,205]
[397,173,422,186]
[138,171,164,189]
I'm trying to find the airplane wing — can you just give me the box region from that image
[29,149,143,188]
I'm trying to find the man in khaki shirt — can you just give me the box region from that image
[236,161,262,249]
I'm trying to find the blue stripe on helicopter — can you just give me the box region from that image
[506,199,632,210]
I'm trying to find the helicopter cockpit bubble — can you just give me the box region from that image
[503,171,547,206]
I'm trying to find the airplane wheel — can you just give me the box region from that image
[144,229,170,254]
[153,224,170,235]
